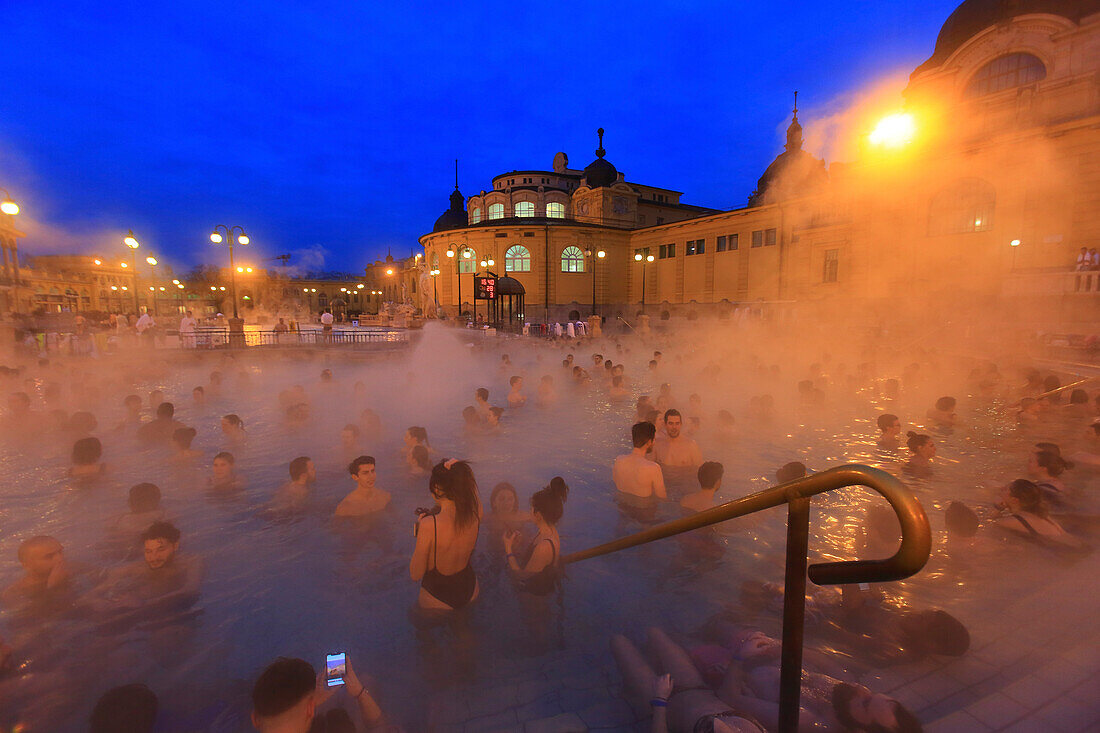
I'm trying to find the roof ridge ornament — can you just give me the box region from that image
[596,128,606,159]
[793,91,799,123]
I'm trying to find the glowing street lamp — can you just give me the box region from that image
[635,251,654,311]
[210,225,250,319]
[869,112,916,149]
[0,188,18,216]
[585,248,607,317]
[123,230,141,313]
[1010,238,1022,271]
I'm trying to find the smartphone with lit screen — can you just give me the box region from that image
[325,652,346,687]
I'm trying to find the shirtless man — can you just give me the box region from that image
[507,376,527,408]
[474,388,491,419]
[207,451,246,493]
[681,461,723,513]
[1,536,71,609]
[653,410,703,468]
[271,456,315,513]
[613,422,667,500]
[87,522,204,615]
[334,456,391,517]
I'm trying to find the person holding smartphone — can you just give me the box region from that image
[251,654,386,732]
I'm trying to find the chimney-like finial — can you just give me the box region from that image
[596,128,606,159]
[454,158,459,190]
[793,91,799,121]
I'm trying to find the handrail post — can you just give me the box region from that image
[778,496,810,733]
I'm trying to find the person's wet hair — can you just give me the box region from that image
[129,482,162,513]
[945,501,979,538]
[429,460,480,529]
[69,410,97,433]
[664,408,681,422]
[831,682,922,733]
[214,451,234,465]
[1034,449,1067,476]
[906,432,932,453]
[631,421,656,448]
[72,436,102,465]
[251,657,316,720]
[156,402,174,419]
[902,609,970,657]
[462,406,478,424]
[531,477,568,525]
[877,413,899,432]
[347,455,376,476]
[1068,388,1088,405]
[411,444,431,471]
[1008,479,1048,518]
[407,426,428,444]
[475,387,489,402]
[222,413,245,430]
[934,396,956,412]
[90,683,159,733]
[698,461,723,490]
[341,423,360,439]
[289,456,312,481]
[510,375,522,386]
[172,427,197,449]
[141,521,180,545]
[775,461,807,483]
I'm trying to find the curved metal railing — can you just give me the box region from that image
[563,464,931,733]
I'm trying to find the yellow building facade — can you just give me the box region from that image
[420,0,1100,327]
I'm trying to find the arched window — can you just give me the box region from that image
[469,207,480,225]
[488,203,504,220]
[561,246,586,273]
[515,201,534,217]
[928,178,995,235]
[458,248,476,274]
[546,202,565,218]
[964,53,1045,98]
[505,245,531,272]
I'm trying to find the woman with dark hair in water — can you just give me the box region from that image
[902,432,935,478]
[220,414,246,444]
[1027,448,1069,502]
[410,460,482,613]
[504,477,568,651]
[69,436,106,482]
[995,479,1083,549]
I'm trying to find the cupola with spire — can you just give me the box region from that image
[582,128,619,189]
[748,93,827,207]
[433,159,468,232]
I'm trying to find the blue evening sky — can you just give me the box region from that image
[0,1,960,273]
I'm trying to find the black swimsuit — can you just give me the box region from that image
[519,537,560,596]
[421,515,478,609]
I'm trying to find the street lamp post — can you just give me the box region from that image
[447,244,472,319]
[123,230,142,314]
[209,225,250,319]
[145,256,158,316]
[1,189,21,310]
[586,248,606,316]
[430,269,440,315]
[634,252,654,312]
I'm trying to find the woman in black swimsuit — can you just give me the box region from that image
[504,477,568,652]
[410,460,482,614]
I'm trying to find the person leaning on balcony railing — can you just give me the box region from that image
[1075,246,1091,271]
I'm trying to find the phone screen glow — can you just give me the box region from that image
[325,653,346,687]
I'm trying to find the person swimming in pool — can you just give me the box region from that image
[994,479,1084,550]
[507,376,527,407]
[334,456,391,517]
[207,451,246,493]
[876,414,902,449]
[410,459,481,613]
[654,409,703,470]
[902,432,935,478]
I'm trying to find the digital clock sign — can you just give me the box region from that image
[475,276,497,300]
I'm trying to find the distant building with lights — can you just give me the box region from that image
[421,0,1100,326]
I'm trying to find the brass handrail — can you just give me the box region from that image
[564,464,930,733]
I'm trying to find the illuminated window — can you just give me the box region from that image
[823,249,839,283]
[561,246,585,272]
[470,207,481,224]
[928,178,995,235]
[458,249,477,274]
[546,202,565,218]
[964,53,1045,98]
[505,245,531,272]
[515,201,535,217]
[488,203,504,220]
[431,252,439,269]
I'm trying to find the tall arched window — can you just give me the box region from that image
[458,248,476,274]
[546,202,565,218]
[470,207,481,224]
[488,203,504,220]
[515,201,535,217]
[927,178,996,235]
[964,53,1045,98]
[561,246,586,272]
[505,245,531,272]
